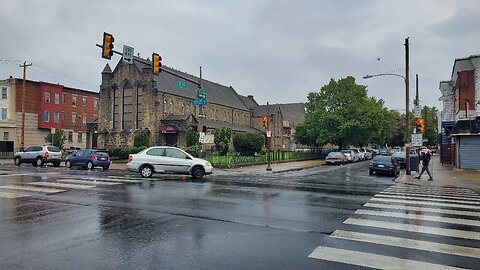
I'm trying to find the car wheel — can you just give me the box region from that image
[369,170,373,175]
[14,157,21,166]
[140,165,153,178]
[36,157,44,167]
[103,165,110,170]
[192,166,205,180]
[86,161,93,170]
[65,160,72,168]
[53,162,60,167]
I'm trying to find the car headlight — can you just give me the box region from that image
[206,162,212,167]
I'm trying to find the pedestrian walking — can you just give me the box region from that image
[415,150,433,181]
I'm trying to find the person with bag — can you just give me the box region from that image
[415,150,433,181]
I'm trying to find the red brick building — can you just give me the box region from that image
[0,77,98,152]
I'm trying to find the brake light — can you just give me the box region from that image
[44,152,49,159]
[92,154,97,160]
[368,163,373,168]
[128,155,133,162]
[389,164,395,168]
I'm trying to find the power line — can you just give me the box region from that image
[31,63,97,89]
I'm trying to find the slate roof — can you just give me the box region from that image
[202,119,262,133]
[239,95,259,109]
[132,58,249,111]
[252,103,305,125]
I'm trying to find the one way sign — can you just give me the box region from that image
[122,45,134,64]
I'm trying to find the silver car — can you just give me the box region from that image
[126,146,213,179]
[14,145,63,167]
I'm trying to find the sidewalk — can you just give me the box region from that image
[396,155,480,190]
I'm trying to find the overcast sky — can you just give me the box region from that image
[1,0,479,111]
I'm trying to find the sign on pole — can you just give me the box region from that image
[177,81,188,90]
[122,45,134,64]
[192,98,208,106]
[266,131,272,138]
[51,128,55,134]
[411,134,423,147]
[414,105,422,118]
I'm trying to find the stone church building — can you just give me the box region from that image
[97,56,305,152]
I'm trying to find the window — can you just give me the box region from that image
[181,104,185,115]
[44,92,50,103]
[72,95,77,106]
[83,113,87,125]
[163,100,167,113]
[62,93,65,103]
[44,111,50,122]
[122,82,133,129]
[3,132,8,140]
[61,111,65,121]
[165,148,188,159]
[136,86,143,129]
[169,101,173,114]
[94,98,98,110]
[82,97,87,108]
[1,87,7,99]
[1,108,6,120]
[146,147,165,156]
[72,112,77,125]
[77,132,82,142]
[54,112,59,123]
[68,131,73,142]
[54,93,60,104]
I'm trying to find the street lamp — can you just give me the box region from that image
[363,69,412,175]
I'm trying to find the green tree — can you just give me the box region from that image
[44,129,66,149]
[386,111,406,147]
[134,130,150,147]
[186,127,199,147]
[213,127,231,155]
[233,132,265,156]
[422,105,438,146]
[298,76,395,149]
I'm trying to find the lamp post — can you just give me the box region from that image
[363,38,411,176]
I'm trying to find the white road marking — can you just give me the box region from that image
[26,182,95,190]
[76,177,142,183]
[374,194,480,205]
[355,209,480,227]
[331,230,480,259]
[344,218,480,241]
[0,184,66,194]
[386,187,477,196]
[0,172,59,177]
[57,179,121,186]
[371,197,480,210]
[363,203,480,218]
[380,191,480,201]
[0,191,30,199]
[308,246,465,270]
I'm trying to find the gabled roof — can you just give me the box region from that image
[131,57,249,111]
[201,119,262,133]
[252,103,305,125]
[239,95,259,109]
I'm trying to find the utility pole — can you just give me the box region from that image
[198,66,204,158]
[405,38,411,175]
[415,74,420,174]
[266,102,272,171]
[20,61,32,151]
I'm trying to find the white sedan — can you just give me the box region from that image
[126,146,213,179]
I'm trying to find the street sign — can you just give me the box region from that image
[197,88,206,98]
[412,134,423,147]
[414,105,421,118]
[192,98,208,106]
[122,45,134,64]
[266,131,272,138]
[51,128,55,134]
[199,132,206,143]
[177,81,188,90]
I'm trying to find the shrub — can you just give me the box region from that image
[118,148,131,160]
[233,132,265,156]
[186,128,199,147]
[134,131,150,147]
[184,145,199,156]
[214,127,231,155]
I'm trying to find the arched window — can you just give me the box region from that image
[168,101,173,114]
[163,100,167,113]
[181,104,185,115]
[113,86,121,130]
[122,82,133,130]
[136,85,143,129]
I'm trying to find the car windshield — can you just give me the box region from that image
[96,152,108,157]
[341,150,351,154]
[328,152,342,157]
[373,156,392,162]
[47,146,61,152]
[392,152,405,158]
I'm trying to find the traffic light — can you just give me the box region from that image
[415,118,425,133]
[262,116,268,128]
[101,32,115,59]
[152,53,162,74]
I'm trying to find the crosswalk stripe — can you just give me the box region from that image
[57,179,121,186]
[26,182,95,190]
[355,209,480,227]
[331,230,480,259]
[363,203,480,218]
[344,218,480,241]
[371,197,480,210]
[374,194,480,205]
[380,191,480,201]
[0,172,59,178]
[76,177,142,183]
[308,246,465,270]
[0,184,66,194]
[0,191,30,199]
[386,187,477,196]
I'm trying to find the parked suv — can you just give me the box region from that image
[14,145,63,167]
[126,146,213,179]
[65,149,110,170]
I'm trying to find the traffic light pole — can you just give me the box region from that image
[20,61,32,151]
[266,102,272,171]
[405,38,411,175]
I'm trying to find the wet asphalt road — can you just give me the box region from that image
[1,161,479,269]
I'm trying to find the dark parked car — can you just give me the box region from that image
[65,149,110,170]
[369,155,400,176]
[392,151,406,168]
